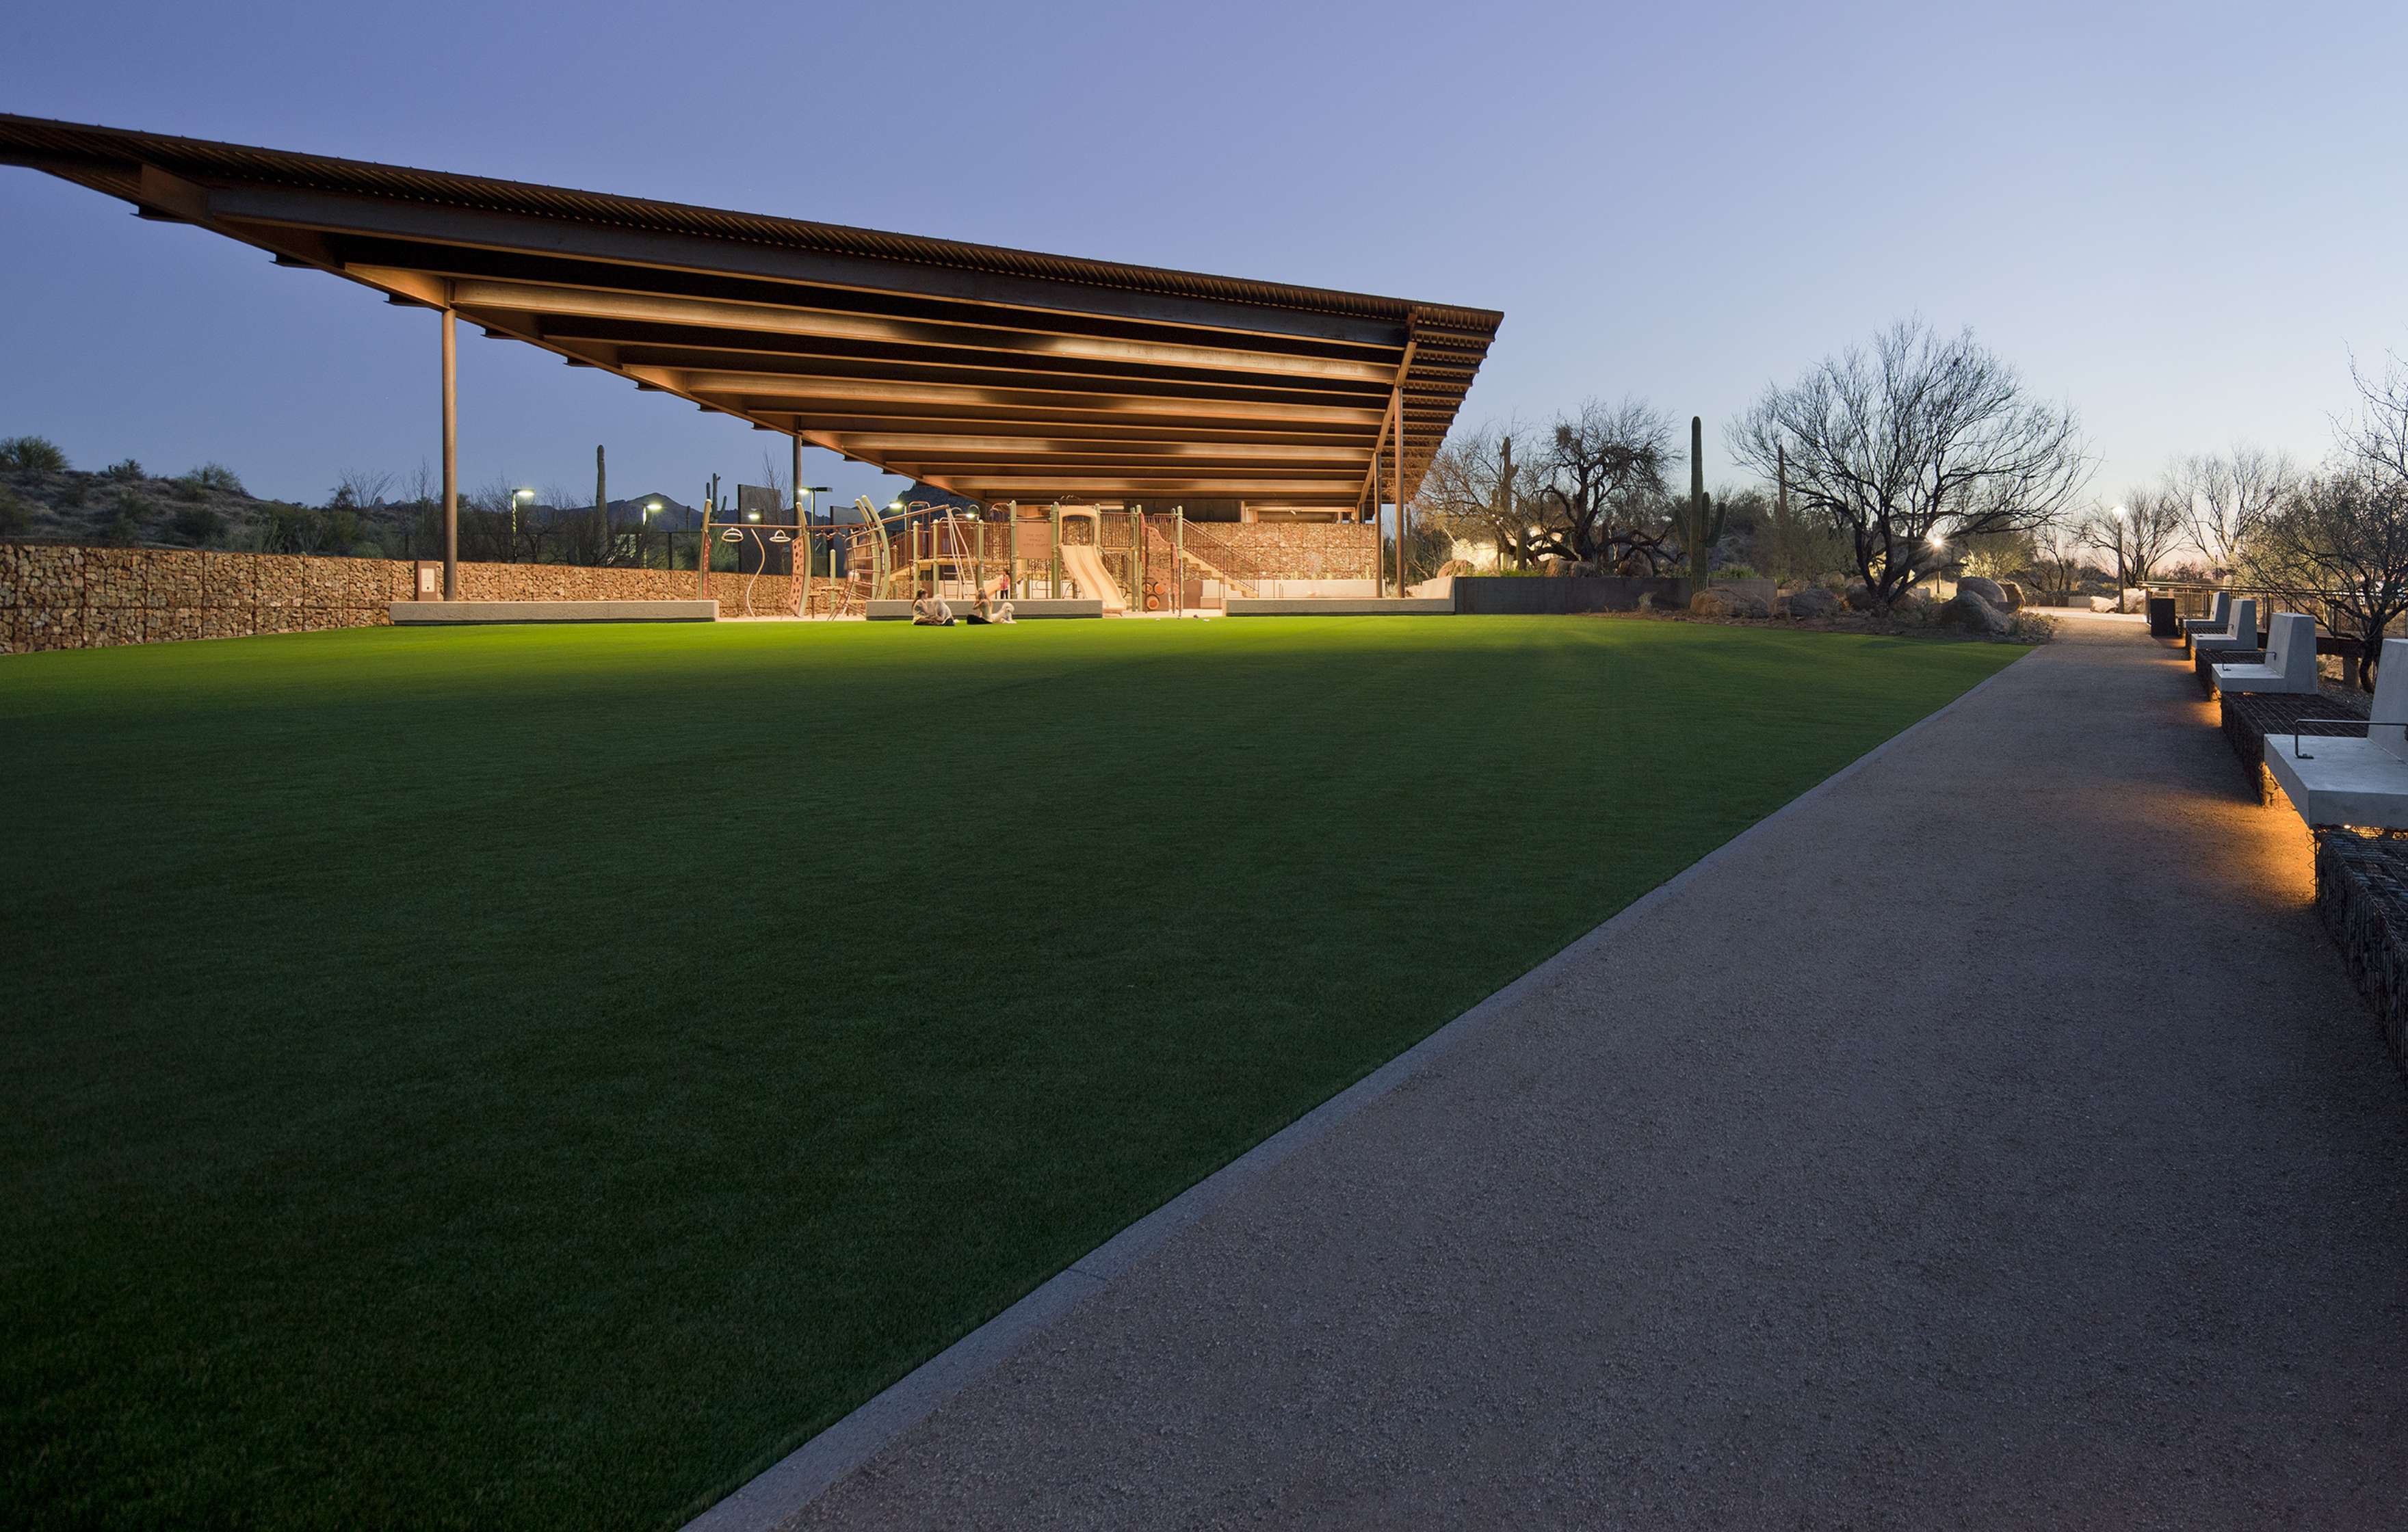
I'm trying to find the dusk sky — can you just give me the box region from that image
[4,0,2405,512]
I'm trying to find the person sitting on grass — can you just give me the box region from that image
[968,577,1015,626]
[911,587,954,626]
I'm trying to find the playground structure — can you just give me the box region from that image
[707,496,1281,618]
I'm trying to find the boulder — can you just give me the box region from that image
[2089,595,2119,613]
[1956,576,2008,608]
[1936,592,2011,635]
[1781,586,1842,620]
[1690,587,1770,620]
[1998,579,2026,610]
[1844,579,1881,611]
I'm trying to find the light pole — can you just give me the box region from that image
[512,487,534,562]
[1927,529,1946,599]
[643,498,663,570]
[2112,503,2130,610]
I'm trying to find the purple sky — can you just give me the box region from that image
[4,0,2405,510]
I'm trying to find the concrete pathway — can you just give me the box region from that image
[779,616,2408,1528]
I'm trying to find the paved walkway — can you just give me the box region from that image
[785,616,2408,1528]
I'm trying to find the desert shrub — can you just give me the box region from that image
[103,458,145,482]
[183,462,245,495]
[2005,610,2058,644]
[98,490,153,546]
[0,435,68,473]
[1713,563,1762,581]
[259,503,359,555]
[0,485,28,537]
[170,504,226,545]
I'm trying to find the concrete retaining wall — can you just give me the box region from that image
[1452,575,1692,614]
[389,600,718,624]
[1224,595,1456,616]
[865,598,1103,620]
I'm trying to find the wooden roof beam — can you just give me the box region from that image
[358,273,1403,384]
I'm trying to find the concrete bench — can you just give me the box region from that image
[864,598,1103,620]
[2182,591,2230,652]
[389,600,716,624]
[2190,596,2258,658]
[2213,612,2319,696]
[2264,637,2408,828]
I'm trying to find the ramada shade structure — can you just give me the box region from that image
[0,114,1500,530]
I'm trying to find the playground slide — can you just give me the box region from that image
[1058,540,1129,611]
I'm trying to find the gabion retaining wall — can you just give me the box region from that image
[0,544,845,653]
[3,524,1378,653]
[2314,828,2408,1079]
[2220,691,2369,804]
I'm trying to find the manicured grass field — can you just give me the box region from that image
[1,616,2021,1529]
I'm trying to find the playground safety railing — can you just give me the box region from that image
[1149,520,1265,605]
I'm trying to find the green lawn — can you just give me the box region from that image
[1,616,2021,1529]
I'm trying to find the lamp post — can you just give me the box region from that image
[1926,529,1946,599]
[511,487,534,562]
[2112,503,2130,609]
[802,485,830,583]
[642,498,663,570]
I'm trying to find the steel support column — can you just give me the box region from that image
[440,307,458,599]
[1390,379,1404,598]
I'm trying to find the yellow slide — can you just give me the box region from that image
[1058,540,1128,611]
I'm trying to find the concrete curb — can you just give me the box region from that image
[388,599,717,624]
[681,649,2036,1532]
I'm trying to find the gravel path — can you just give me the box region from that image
[778,616,2408,1529]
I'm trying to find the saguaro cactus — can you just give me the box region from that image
[1679,415,1725,587]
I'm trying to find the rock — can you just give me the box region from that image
[1936,591,2011,635]
[2089,595,2119,613]
[1781,586,1842,620]
[1957,576,2008,608]
[1690,587,1770,620]
[1998,579,2025,610]
[1844,579,1881,611]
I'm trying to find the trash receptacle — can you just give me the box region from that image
[2147,595,2179,637]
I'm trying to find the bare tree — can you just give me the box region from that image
[757,449,791,506]
[2028,518,2090,599]
[330,468,394,510]
[2076,488,2185,590]
[2260,354,2408,687]
[1417,423,1539,570]
[2174,446,2294,574]
[2253,470,2408,689]
[2346,352,2408,508]
[1526,399,1678,572]
[1729,319,2090,609]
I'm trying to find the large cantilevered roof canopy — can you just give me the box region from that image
[0,114,1500,515]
